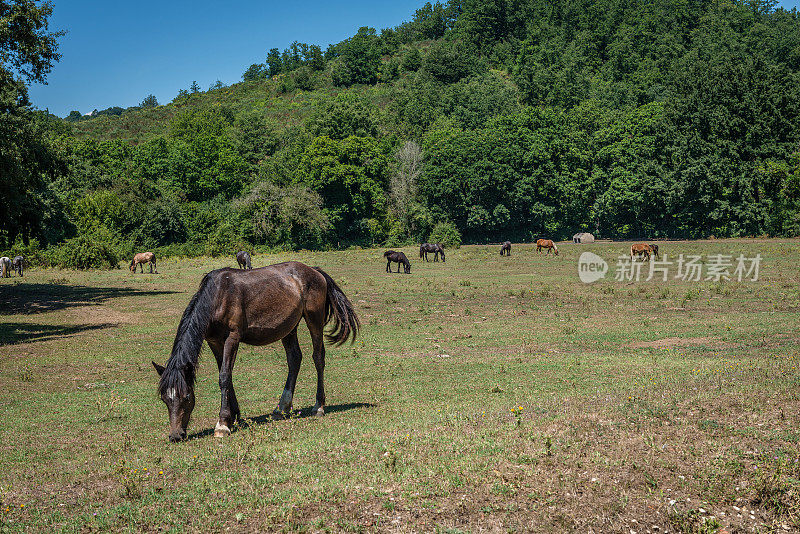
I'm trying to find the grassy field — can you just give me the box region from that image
[0,239,799,533]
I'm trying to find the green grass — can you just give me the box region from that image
[1,239,799,532]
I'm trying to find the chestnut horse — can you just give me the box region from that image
[649,244,660,259]
[236,251,252,269]
[152,262,359,442]
[630,243,651,261]
[536,239,559,255]
[384,250,411,273]
[130,252,158,273]
[500,242,511,256]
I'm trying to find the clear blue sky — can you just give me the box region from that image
[29,0,431,117]
[28,0,800,117]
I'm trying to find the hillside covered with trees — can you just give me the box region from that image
[4,0,800,265]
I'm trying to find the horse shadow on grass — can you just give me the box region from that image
[0,322,117,346]
[0,283,178,315]
[187,402,377,440]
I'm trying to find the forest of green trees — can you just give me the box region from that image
[3,0,800,267]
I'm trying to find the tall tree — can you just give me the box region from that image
[0,0,64,247]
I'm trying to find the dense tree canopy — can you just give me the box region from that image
[10,0,800,261]
[0,0,64,248]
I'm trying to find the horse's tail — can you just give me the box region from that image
[314,267,360,346]
[159,271,219,397]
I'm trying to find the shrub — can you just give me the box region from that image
[1,238,46,268]
[428,221,462,248]
[46,232,121,269]
[292,66,315,91]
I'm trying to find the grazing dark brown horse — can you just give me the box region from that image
[419,243,445,262]
[384,250,411,273]
[649,244,660,259]
[236,251,252,269]
[130,252,158,273]
[500,241,511,256]
[630,243,652,261]
[12,256,23,277]
[536,239,559,255]
[152,262,359,442]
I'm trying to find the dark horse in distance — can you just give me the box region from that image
[419,243,445,262]
[152,262,359,442]
[384,250,411,273]
[236,251,252,269]
[500,241,511,256]
[12,256,23,276]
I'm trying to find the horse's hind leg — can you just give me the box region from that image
[273,327,302,420]
[215,334,241,437]
[305,313,327,417]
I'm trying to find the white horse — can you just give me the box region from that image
[0,257,11,278]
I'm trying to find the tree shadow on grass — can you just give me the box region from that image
[0,322,117,346]
[0,283,178,315]
[187,402,377,440]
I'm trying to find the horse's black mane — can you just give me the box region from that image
[158,271,219,398]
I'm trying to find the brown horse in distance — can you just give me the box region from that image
[152,262,359,442]
[130,252,158,273]
[630,243,652,261]
[500,242,511,256]
[536,239,559,255]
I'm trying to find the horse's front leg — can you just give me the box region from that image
[215,333,241,437]
[273,328,302,420]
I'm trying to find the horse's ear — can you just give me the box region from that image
[152,361,165,376]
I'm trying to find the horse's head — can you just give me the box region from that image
[439,248,446,262]
[554,246,559,256]
[384,250,394,258]
[129,259,136,272]
[153,361,195,442]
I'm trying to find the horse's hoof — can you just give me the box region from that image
[313,406,325,418]
[271,409,288,421]
[214,422,230,438]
